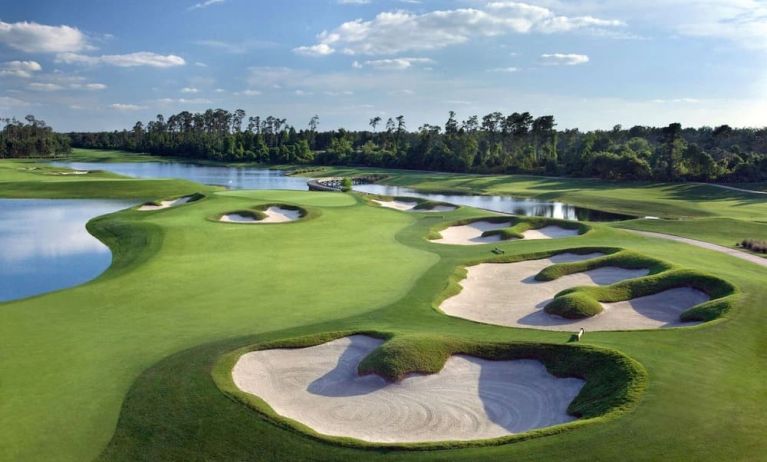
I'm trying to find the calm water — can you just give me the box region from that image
[0,199,132,302]
[53,161,630,221]
[52,161,309,190]
[355,184,631,221]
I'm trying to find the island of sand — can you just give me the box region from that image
[440,252,710,331]
[232,335,585,443]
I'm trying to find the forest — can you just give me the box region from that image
[0,115,71,158]
[21,108,767,182]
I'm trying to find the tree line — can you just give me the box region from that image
[62,107,767,182]
[1,115,70,158]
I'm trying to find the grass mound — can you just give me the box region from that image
[535,250,670,282]
[544,293,604,319]
[215,331,646,448]
[480,217,589,240]
[552,268,737,323]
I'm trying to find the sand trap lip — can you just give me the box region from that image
[219,206,301,223]
[373,199,457,213]
[232,335,584,443]
[441,252,708,331]
[433,221,579,245]
[137,195,194,211]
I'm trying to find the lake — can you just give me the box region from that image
[0,199,132,302]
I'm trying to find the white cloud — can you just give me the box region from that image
[110,103,146,111]
[352,57,434,70]
[651,98,701,104]
[240,89,262,96]
[193,39,277,54]
[0,20,88,53]
[68,82,107,90]
[0,60,42,78]
[338,0,371,4]
[540,53,589,65]
[157,97,212,104]
[295,3,624,56]
[28,82,63,91]
[189,0,225,10]
[0,96,29,108]
[56,52,186,68]
[324,90,355,96]
[181,87,199,93]
[293,43,335,57]
[488,66,519,72]
[194,61,208,67]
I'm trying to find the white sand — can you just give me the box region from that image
[232,335,584,443]
[373,199,457,213]
[433,221,578,245]
[219,206,301,223]
[440,253,708,331]
[372,199,419,211]
[137,196,193,211]
[433,220,512,245]
[521,226,580,240]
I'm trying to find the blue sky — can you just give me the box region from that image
[1,0,766,131]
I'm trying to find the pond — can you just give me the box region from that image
[0,199,132,302]
[51,161,309,190]
[53,160,630,221]
[354,184,631,221]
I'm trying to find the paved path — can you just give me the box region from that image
[627,230,767,268]
[696,183,767,195]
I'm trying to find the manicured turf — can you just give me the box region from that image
[1,155,766,461]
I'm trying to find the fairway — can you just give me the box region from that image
[0,158,763,461]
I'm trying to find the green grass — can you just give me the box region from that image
[544,293,604,319]
[1,154,766,461]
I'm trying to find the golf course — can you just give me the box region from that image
[0,149,765,461]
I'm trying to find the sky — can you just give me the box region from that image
[1,0,767,132]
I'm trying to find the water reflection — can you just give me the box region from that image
[0,199,132,302]
[52,161,309,190]
[52,161,630,221]
[354,184,630,222]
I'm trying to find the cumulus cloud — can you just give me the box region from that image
[338,0,371,4]
[110,103,146,111]
[28,82,63,91]
[0,60,42,78]
[56,51,186,68]
[488,66,519,72]
[181,87,199,93]
[352,57,434,70]
[189,0,225,10]
[294,3,624,56]
[70,82,107,90]
[293,43,335,57]
[540,53,589,65]
[0,20,88,53]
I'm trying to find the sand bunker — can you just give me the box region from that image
[137,196,194,211]
[232,335,584,443]
[373,199,419,211]
[373,199,457,213]
[441,253,709,331]
[219,206,301,223]
[433,221,579,245]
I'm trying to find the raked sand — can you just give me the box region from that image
[433,221,579,245]
[219,206,301,223]
[441,252,708,331]
[232,335,585,443]
[373,199,457,213]
[137,196,193,211]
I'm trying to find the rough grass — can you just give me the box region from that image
[213,331,647,450]
[535,250,670,281]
